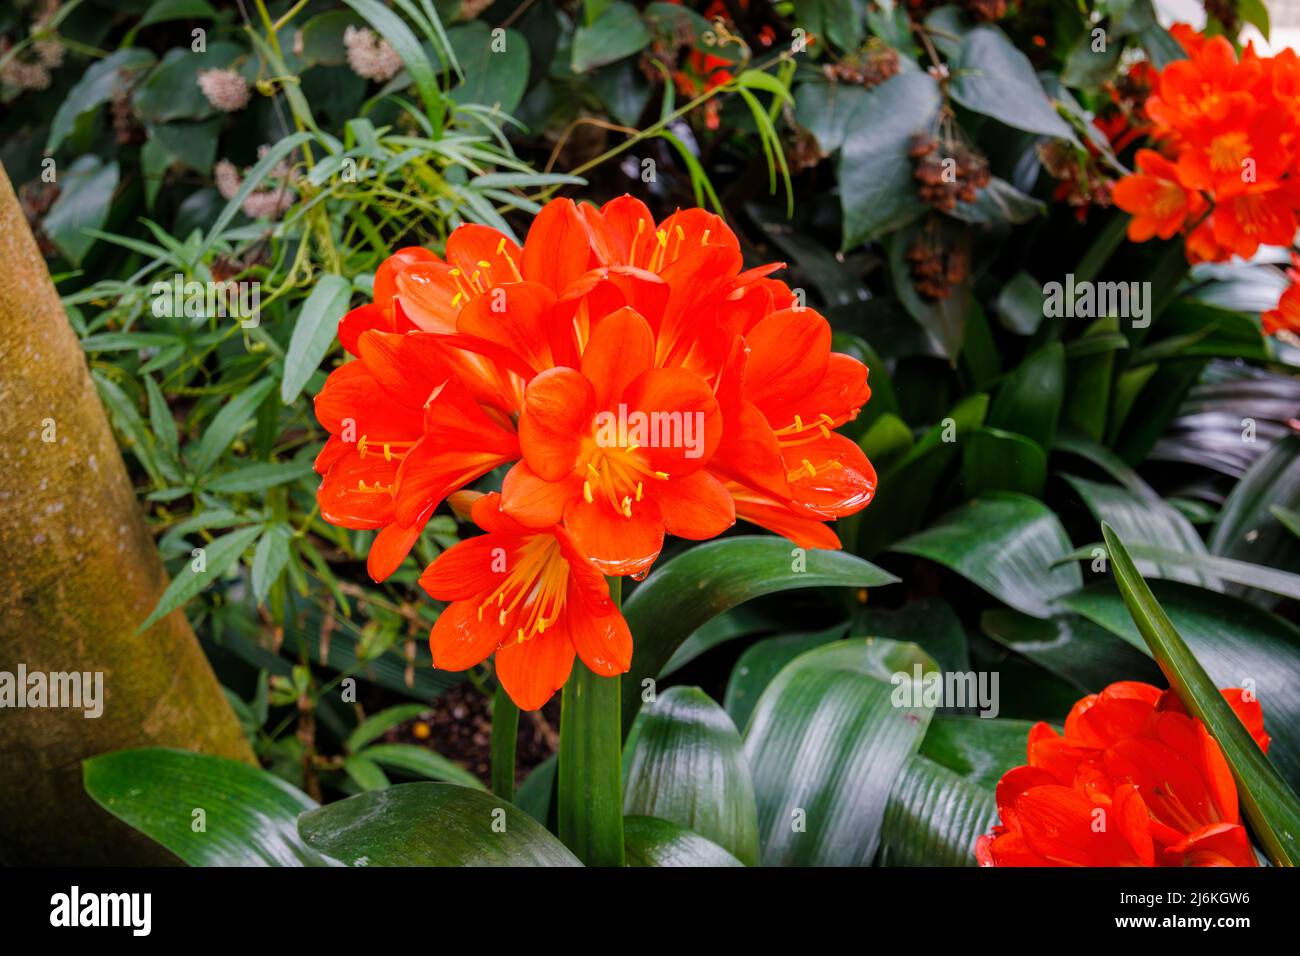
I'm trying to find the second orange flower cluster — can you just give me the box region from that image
[1112,26,1300,335]
[312,197,877,708]
[977,681,1271,867]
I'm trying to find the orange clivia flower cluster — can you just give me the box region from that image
[313,197,876,708]
[1111,24,1300,335]
[977,681,1271,867]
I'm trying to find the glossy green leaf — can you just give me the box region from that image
[987,343,1065,451]
[878,755,996,866]
[297,783,581,866]
[919,716,1038,791]
[48,49,156,153]
[839,70,942,247]
[346,703,427,753]
[724,625,847,732]
[744,640,937,866]
[1062,578,1300,792]
[1063,474,1219,588]
[43,156,120,266]
[1101,525,1300,867]
[949,26,1075,139]
[659,605,772,679]
[981,608,1163,692]
[620,536,898,733]
[892,494,1081,618]
[1209,434,1300,591]
[571,1,650,72]
[1063,542,1300,601]
[1062,317,1120,441]
[83,748,331,866]
[207,460,315,494]
[623,816,744,867]
[282,275,353,403]
[857,597,970,673]
[363,744,485,789]
[962,426,1047,498]
[855,392,990,556]
[448,22,528,112]
[623,686,759,865]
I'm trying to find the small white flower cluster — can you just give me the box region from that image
[197,67,251,113]
[1,0,66,92]
[343,26,402,83]
[214,145,299,220]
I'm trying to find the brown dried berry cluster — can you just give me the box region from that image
[910,133,992,212]
[1039,140,1114,219]
[822,41,900,89]
[906,225,969,300]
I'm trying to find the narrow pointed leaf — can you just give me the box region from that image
[1100,524,1300,867]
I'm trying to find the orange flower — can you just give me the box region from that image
[1114,25,1300,268]
[312,197,883,708]
[1263,254,1300,335]
[977,681,1270,867]
[419,492,631,709]
[314,329,519,581]
[1112,149,1206,242]
[501,308,732,576]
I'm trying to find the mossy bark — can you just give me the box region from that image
[0,162,255,865]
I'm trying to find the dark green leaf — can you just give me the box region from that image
[893,494,1081,618]
[744,639,937,865]
[623,686,759,865]
[1101,525,1300,867]
[623,815,744,866]
[83,748,331,866]
[621,537,899,733]
[297,783,581,865]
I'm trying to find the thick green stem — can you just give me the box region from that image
[490,681,519,801]
[557,577,625,866]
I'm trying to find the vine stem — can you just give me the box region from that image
[556,576,625,866]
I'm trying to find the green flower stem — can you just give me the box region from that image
[490,681,519,801]
[557,576,625,866]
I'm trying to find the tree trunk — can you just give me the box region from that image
[0,162,255,865]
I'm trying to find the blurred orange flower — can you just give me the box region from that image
[977,681,1270,867]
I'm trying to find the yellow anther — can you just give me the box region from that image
[478,260,492,269]
[586,462,601,479]
[627,443,640,452]
[656,229,668,247]
[621,496,633,517]
[583,480,594,504]
[654,471,669,481]
[802,459,817,477]
[496,237,507,254]
[635,481,643,502]
[819,424,831,438]
[451,291,463,307]
[794,414,804,431]
[819,413,835,424]
[702,229,711,244]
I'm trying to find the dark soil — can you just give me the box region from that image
[384,683,561,788]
